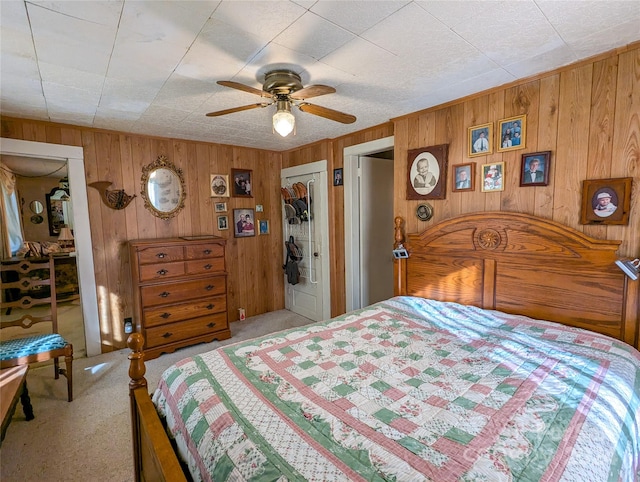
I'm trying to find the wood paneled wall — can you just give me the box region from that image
[393,46,639,258]
[1,119,285,352]
[2,44,637,352]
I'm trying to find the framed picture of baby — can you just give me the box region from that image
[406,144,448,200]
[580,177,632,225]
[233,208,256,237]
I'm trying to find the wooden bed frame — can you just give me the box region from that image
[128,212,639,481]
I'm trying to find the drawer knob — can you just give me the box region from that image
[207,322,216,328]
[162,332,173,338]
[204,249,211,255]
[160,312,171,319]
[205,285,214,291]
[204,264,212,270]
[157,269,168,276]
[159,291,170,298]
[206,304,214,310]
[156,252,167,259]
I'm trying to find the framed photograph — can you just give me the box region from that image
[233,208,255,237]
[214,201,227,213]
[333,168,343,186]
[468,123,492,157]
[210,174,229,197]
[258,219,270,235]
[497,115,526,152]
[580,177,632,225]
[481,162,505,192]
[231,169,253,197]
[217,215,229,230]
[406,144,448,200]
[520,151,551,186]
[452,162,475,192]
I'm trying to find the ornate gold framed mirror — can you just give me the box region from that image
[140,155,186,220]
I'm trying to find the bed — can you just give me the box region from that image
[128,212,640,481]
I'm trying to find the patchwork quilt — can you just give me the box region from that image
[153,296,640,481]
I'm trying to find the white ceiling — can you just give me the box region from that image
[1,1,639,152]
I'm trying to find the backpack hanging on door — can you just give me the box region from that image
[283,236,302,285]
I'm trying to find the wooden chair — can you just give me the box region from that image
[0,256,73,402]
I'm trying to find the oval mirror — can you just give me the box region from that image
[30,200,44,214]
[140,155,186,220]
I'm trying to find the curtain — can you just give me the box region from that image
[0,162,24,258]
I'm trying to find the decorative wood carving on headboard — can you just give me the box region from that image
[394,212,639,349]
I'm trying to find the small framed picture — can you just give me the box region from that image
[217,215,229,230]
[580,177,632,225]
[231,169,253,197]
[520,151,551,186]
[468,123,492,157]
[233,208,255,237]
[258,219,270,235]
[214,202,227,213]
[406,144,448,200]
[497,115,526,152]
[333,168,343,186]
[452,162,475,192]
[481,162,505,192]
[210,174,229,197]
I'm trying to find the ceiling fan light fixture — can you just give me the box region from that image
[273,99,295,137]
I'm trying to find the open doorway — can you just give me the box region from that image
[344,136,395,312]
[0,138,101,356]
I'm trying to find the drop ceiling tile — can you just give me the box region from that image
[273,11,356,60]
[503,44,577,79]
[538,0,640,44]
[309,1,409,35]
[38,62,104,93]
[29,1,124,26]
[212,1,307,42]
[451,2,564,67]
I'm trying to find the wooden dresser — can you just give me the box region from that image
[129,237,230,360]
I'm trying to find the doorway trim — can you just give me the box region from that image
[0,138,101,356]
[343,136,394,312]
[281,160,331,320]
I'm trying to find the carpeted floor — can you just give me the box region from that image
[0,309,314,482]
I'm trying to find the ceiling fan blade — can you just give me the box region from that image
[217,80,272,98]
[298,103,356,124]
[206,103,270,117]
[289,85,336,100]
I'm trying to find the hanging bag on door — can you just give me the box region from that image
[283,236,302,284]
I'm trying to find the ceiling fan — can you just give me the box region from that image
[206,70,356,137]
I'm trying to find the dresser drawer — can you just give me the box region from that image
[145,312,228,348]
[137,246,184,265]
[144,295,227,327]
[185,243,224,260]
[185,257,225,275]
[140,276,226,307]
[139,261,186,282]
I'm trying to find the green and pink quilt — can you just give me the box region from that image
[153,296,640,481]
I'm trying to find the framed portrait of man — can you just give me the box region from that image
[580,177,632,225]
[520,152,550,187]
[406,144,448,200]
[452,163,475,192]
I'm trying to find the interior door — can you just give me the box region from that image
[281,164,329,322]
[359,156,395,306]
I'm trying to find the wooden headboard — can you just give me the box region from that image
[394,212,639,349]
